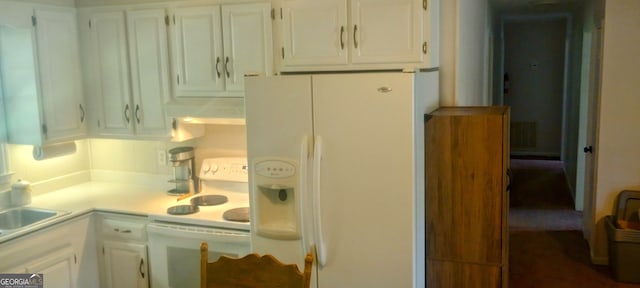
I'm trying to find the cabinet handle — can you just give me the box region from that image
[114,228,132,233]
[139,258,145,278]
[339,26,345,50]
[79,104,85,123]
[215,57,221,79]
[353,25,358,49]
[135,104,141,124]
[224,56,231,78]
[124,104,130,124]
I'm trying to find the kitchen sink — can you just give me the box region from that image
[0,207,69,234]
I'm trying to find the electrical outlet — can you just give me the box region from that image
[157,150,167,166]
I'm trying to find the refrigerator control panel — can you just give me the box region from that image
[254,160,296,178]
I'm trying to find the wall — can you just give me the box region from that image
[2,124,246,197]
[503,18,566,156]
[90,124,246,178]
[440,0,492,106]
[591,0,640,262]
[7,140,91,194]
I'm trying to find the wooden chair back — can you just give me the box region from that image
[200,242,313,288]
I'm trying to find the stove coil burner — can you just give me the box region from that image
[223,207,250,222]
[190,195,229,206]
[166,204,199,215]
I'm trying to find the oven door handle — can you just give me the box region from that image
[147,223,250,243]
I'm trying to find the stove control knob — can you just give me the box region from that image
[210,164,219,174]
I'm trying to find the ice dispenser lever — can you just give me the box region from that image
[258,184,293,202]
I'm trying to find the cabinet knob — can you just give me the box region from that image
[584,146,593,153]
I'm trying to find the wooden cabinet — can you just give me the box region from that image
[84,8,170,138]
[96,213,149,288]
[170,2,272,98]
[1,7,86,145]
[279,0,436,72]
[425,106,510,288]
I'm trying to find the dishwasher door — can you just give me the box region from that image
[147,222,250,288]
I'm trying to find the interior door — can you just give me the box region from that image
[312,73,415,288]
[582,23,604,243]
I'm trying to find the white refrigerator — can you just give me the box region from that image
[245,71,439,288]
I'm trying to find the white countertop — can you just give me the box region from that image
[0,180,250,244]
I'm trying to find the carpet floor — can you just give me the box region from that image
[508,159,640,288]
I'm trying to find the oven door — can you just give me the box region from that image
[147,222,250,288]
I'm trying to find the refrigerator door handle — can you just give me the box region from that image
[313,136,327,267]
[300,135,312,255]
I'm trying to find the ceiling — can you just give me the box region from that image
[489,0,584,13]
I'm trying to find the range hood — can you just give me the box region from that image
[165,98,245,124]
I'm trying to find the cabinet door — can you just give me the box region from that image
[350,0,424,64]
[88,11,133,135]
[103,241,149,288]
[26,246,76,288]
[171,6,224,98]
[281,0,348,66]
[34,9,86,142]
[221,3,272,94]
[127,9,170,136]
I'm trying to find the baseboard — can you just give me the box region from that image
[510,154,561,160]
[590,251,608,266]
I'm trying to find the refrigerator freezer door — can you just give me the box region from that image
[312,73,417,288]
[245,75,314,268]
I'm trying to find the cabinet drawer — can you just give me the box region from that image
[101,219,146,241]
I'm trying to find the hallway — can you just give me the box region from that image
[508,159,640,288]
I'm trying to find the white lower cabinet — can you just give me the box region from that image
[102,241,148,288]
[0,215,98,288]
[25,245,76,288]
[97,213,149,288]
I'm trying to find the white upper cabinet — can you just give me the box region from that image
[84,8,170,138]
[171,6,225,97]
[350,0,423,64]
[278,0,438,72]
[88,11,132,135]
[222,3,272,93]
[281,0,348,66]
[126,9,170,136]
[170,3,272,98]
[34,9,86,142]
[1,7,85,145]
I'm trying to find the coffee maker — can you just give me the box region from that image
[167,146,200,195]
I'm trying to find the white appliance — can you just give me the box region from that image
[147,157,251,288]
[245,71,439,288]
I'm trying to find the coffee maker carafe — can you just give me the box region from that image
[168,146,199,195]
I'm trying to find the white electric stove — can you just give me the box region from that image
[147,157,251,288]
[149,157,250,230]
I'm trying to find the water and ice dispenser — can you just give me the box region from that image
[252,158,300,240]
